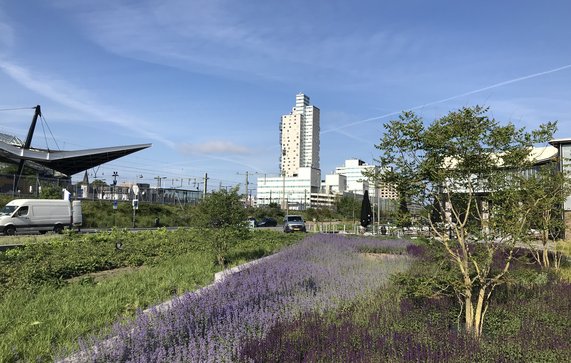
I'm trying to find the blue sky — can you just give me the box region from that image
[0,0,570,193]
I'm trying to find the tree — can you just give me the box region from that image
[190,188,249,266]
[246,202,284,221]
[521,165,571,269]
[39,183,64,199]
[91,179,107,187]
[335,193,361,220]
[372,105,556,339]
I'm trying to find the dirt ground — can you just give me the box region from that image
[67,266,145,283]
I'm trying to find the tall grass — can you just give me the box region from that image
[0,252,214,362]
[0,229,300,362]
[66,235,411,362]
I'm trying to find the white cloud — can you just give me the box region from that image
[178,140,252,155]
[53,0,418,86]
[0,13,14,57]
[0,60,174,148]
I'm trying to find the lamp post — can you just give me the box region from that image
[112,171,119,200]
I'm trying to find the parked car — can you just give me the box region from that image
[257,217,277,227]
[283,215,306,233]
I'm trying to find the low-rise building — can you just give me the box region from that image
[256,167,321,210]
[548,138,571,239]
[331,159,398,200]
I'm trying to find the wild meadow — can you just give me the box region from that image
[2,228,570,362]
[64,234,570,363]
[0,228,302,362]
[63,234,412,362]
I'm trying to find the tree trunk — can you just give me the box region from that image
[464,290,474,334]
[473,286,487,338]
[463,286,487,339]
[554,251,563,270]
[542,245,550,268]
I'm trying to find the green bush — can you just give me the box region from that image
[80,200,192,228]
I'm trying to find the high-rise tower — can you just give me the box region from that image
[280,93,320,177]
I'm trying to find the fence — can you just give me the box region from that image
[0,173,71,197]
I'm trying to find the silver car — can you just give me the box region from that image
[283,215,306,233]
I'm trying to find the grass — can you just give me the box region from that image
[66,234,412,362]
[0,229,302,362]
[3,229,568,361]
[0,234,60,246]
[0,252,215,362]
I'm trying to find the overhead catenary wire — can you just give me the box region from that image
[3,106,262,188]
[39,114,60,151]
[0,106,36,112]
[86,160,242,190]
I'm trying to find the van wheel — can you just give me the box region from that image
[4,226,15,236]
[53,225,64,234]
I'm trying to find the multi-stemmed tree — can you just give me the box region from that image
[371,105,558,338]
[520,165,570,269]
[191,187,249,267]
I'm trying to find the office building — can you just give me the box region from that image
[256,167,321,210]
[280,93,320,176]
[257,93,321,209]
[333,159,398,200]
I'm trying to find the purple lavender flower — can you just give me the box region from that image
[68,234,411,362]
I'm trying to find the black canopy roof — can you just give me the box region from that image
[0,141,151,176]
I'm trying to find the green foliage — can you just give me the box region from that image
[0,194,12,207]
[246,203,284,220]
[39,183,65,199]
[392,241,460,300]
[373,105,557,234]
[1,252,215,362]
[335,194,361,220]
[304,206,335,221]
[190,188,249,266]
[518,165,571,266]
[80,200,192,228]
[0,228,197,294]
[191,188,246,229]
[0,229,300,361]
[91,179,107,187]
[371,105,559,337]
[243,274,571,362]
[355,245,407,255]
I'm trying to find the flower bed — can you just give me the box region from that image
[69,234,411,362]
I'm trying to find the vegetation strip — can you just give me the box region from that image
[0,228,301,362]
[63,234,411,362]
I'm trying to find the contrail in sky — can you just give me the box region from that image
[322,63,571,134]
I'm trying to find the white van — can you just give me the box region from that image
[0,199,82,235]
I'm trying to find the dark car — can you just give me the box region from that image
[257,217,278,227]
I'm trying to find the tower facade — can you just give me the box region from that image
[280,93,320,177]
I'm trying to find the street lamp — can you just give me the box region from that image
[112,171,119,200]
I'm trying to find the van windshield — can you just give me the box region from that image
[287,216,303,222]
[0,205,17,216]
